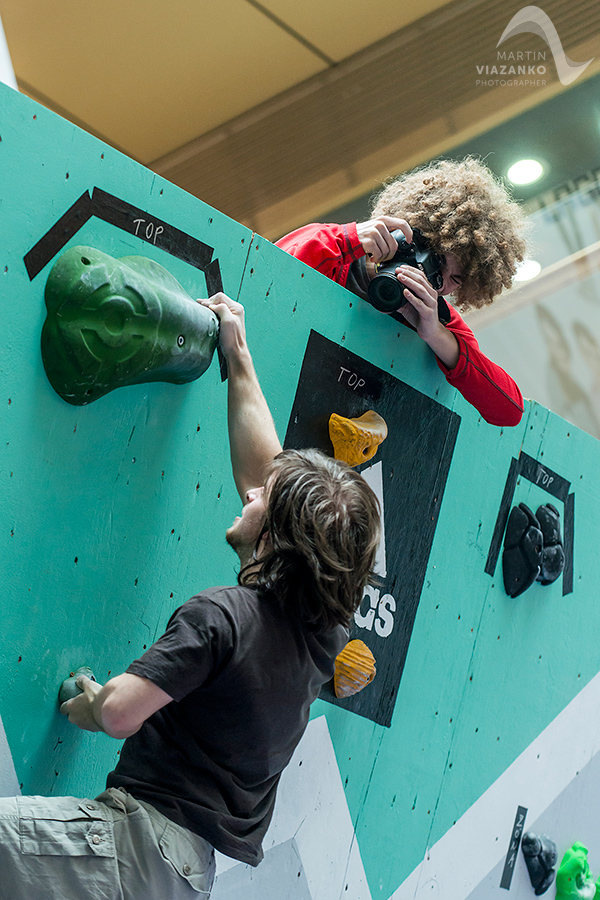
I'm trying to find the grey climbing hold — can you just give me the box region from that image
[58,666,97,704]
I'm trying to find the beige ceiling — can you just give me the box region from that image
[3,0,451,160]
[3,0,600,237]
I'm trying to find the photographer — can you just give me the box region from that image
[276,157,528,427]
[0,295,381,900]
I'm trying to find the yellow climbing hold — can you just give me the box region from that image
[334,639,377,698]
[328,410,388,467]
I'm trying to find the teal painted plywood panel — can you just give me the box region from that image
[0,83,252,796]
[429,407,599,834]
[3,83,600,900]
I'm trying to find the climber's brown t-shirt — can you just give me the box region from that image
[106,585,347,865]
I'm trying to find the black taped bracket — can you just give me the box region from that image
[485,452,574,595]
[25,191,96,279]
[24,188,228,379]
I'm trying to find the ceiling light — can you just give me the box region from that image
[507,159,544,185]
[514,259,542,282]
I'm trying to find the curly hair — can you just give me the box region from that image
[239,448,381,631]
[371,157,529,310]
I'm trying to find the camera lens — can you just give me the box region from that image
[367,272,404,312]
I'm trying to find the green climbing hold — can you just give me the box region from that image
[42,246,219,405]
[556,843,597,899]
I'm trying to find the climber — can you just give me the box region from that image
[0,293,381,900]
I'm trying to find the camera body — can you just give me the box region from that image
[367,227,444,313]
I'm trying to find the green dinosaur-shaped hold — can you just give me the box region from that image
[556,843,597,899]
[42,246,219,405]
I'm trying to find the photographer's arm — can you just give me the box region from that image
[199,294,282,500]
[275,218,412,283]
[396,267,523,424]
[417,322,460,369]
[437,308,524,425]
[394,265,460,368]
[276,222,363,283]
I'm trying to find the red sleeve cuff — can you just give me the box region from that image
[343,222,364,263]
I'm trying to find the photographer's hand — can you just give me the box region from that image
[356,216,413,263]
[395,265,460,369]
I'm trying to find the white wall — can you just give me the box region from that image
[0,14,17,90]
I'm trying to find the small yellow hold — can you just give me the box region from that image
[334,639,377,698]
[328,410,388,467]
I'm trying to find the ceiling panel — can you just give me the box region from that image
[1,0,327,160]
[254,0,453,61]
[151,0,600,236]
[2,0,597,236]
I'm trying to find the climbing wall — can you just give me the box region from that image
[2,83,600,899]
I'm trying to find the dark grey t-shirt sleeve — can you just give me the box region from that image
[126,595,235,702]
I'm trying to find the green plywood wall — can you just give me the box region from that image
[2,83,600,900]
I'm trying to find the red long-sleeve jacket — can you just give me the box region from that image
[276,222,524,427]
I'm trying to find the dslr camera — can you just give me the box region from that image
[367,227,444,313]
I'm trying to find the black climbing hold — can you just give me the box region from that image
[521,831,557,895]
[535,504,565,585]
[502,503,542,597]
